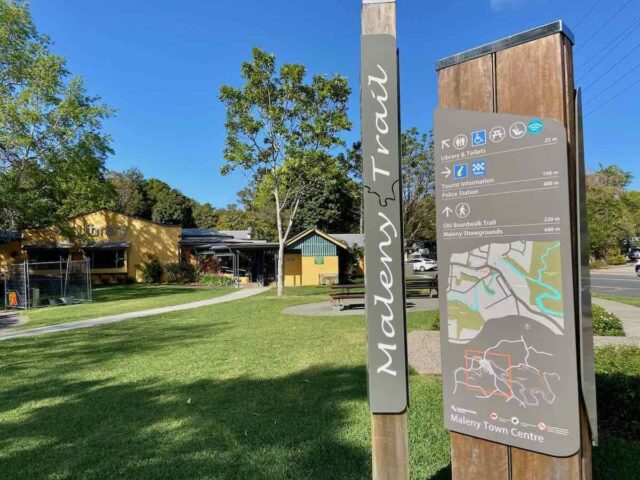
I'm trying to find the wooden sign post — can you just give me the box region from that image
[435,22,595,479]
[361,1,410,479]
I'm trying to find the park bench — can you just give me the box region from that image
[329,277,438,311]
[329,284,365,311]
[406,277,438,297]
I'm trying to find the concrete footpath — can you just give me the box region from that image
[409,297,640,375]
[0,286,271,341]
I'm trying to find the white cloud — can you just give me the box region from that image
[490,0,527,11]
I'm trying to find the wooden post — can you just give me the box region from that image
[437,23,593,479]
[362,2,409,479]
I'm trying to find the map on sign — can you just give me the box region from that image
[453,336,560,409]
[435,109,581,457]
[447,240,564,344]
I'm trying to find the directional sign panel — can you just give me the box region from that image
[435,108,581,457]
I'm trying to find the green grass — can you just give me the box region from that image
[593,293,640,309]
[20,284,233,330]
[0,286,637,478]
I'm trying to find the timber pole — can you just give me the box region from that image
[361,1,410,479]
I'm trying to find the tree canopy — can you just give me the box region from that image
[587,164,638,262]
[219,47,352,295]
[0,0,114,230]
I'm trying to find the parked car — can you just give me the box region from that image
[407,258,437,272]
[629,247,640,261]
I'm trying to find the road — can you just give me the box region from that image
[590,271,640,297]
[412,264,640,297]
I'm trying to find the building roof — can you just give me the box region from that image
[0,230,21,243]
[286,228,348,250]
[181,228,234,246]
[330,233,364,248]
[182,228,232,239]
[219,229,252,240]
[83,241,131,249]
[22,243,74,250]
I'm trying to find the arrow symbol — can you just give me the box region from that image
[441,166,452,178]
[441,139,450,148]
[442,206,453,218]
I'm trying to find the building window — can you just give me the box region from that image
[87,249,126,269]
[28,250,69,264]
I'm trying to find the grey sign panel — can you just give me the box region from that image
[361,34,408,413]
[435,108,581,456]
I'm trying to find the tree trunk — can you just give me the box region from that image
[277,241,285,297]
[274,186,286,297]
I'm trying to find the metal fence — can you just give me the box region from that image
[3,262,28,309]
[3,258,91,310]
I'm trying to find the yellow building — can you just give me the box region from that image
[0,211,363,287]
[18,210,181,283]
[0,231,23,274]
[284,228,353,286]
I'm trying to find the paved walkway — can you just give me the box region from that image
[0,287,271,341]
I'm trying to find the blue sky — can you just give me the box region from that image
[30,0,640,206]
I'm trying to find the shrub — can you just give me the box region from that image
[140,253,163,283]
[592,304,625,336]
[605,249,627,266]
[199,273,234,286]
[596,346,640,440]
[198,256,223,274]
[590,259,607,269]
[166,261,197,284]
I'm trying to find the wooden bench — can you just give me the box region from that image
[406,278,439,297]
[329,284,365,311]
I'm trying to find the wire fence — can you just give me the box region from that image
[3,258,92,310]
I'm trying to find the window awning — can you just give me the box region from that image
[83,241,130,250]
[22,243,73,250]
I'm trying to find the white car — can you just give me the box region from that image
[408,258,437,272]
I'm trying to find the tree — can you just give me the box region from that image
[0,0,114,230]
[151,189,194,226]
[340,128,437,247]
[216,204,252,231]
[220,48,351,296]
[401,128,436,248]
[192,203,219,229]
[586,164,635,261]
[107,168,146,217]
[245,155,360,240]
[337,141,363,232]
[143,178,195,226]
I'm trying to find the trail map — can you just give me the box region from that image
[447,241,564,343]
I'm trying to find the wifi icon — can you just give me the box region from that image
[527,119,544,135]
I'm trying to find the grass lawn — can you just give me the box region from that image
[20,284,234,330]
[0,287,637,479]
[593,292,640,309]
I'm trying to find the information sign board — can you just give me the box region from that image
[435,108,580,456]
[362,33,408,414]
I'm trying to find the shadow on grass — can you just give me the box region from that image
[0,366,370,479]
